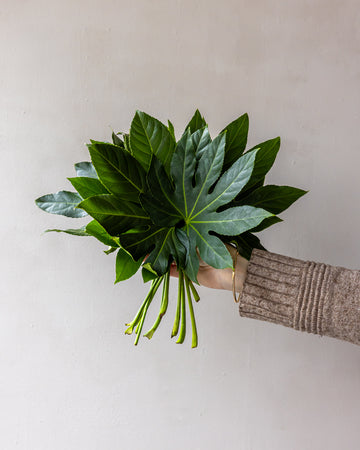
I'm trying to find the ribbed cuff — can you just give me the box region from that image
[239,249,332,336]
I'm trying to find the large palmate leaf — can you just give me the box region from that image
[35,191,87,218]
[141,130,273,281]
[130,110,176,173]
[78,194,151,236]
[88,141,146,202]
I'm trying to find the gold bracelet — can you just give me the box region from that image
[232,251,241,303]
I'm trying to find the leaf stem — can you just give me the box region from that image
[185,274,198,348]
[144,271,170,339]
[125,276,162,335]
[188,279,200,302]
[134,276,163,346]
[176,270,186,344]
[171,269,183,338]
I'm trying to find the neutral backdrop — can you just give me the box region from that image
[1,1,360,449]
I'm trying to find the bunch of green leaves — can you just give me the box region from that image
[35,110,306,348]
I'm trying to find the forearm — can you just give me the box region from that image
[226,249,360,346]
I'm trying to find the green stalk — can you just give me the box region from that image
[176,270,186,344]
[189,279,200,302]
[144,271,170,339]
[185,274,198,348]
[171,269,183,338]
[125,276,163,335]
[134,276,163,346]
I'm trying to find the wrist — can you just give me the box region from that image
[220,252,249,294]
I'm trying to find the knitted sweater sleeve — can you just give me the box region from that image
[239,249,360,345]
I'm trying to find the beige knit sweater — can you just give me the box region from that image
[239,249,360,345]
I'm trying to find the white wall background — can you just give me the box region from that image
[1,0,360,449]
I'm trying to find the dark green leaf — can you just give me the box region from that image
[235,185,307,214]
[74,162,98,178]
[68,176,109,199]
[78,194,151,236]
[88,141,146,202]
[115,248,142,283]
[168,120,175,141]
[225,232,267,260]
[130,110,175,173]
[123,133,132,154]
[85,220,119,247]
[112,131,125,147]
[140,157,182,227]
[184,109,206,134]
[250,215,283,232]
[221,113,249,172]
[241,137,280,193]
[142,264,158,282]
[35,191,87,218]
[120,226,188,275]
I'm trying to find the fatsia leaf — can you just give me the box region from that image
[221,113,249,172]
[85,220,119,247]
[187,205,272,271]
[74,161,98,178]
[78,194,151,236]
[249,215,283,233]
[142,264,158,282]
[168,120,175,141]
[192,126,212,159]
[68,176,109,199]
[123,133,132,154]
[88,141,146,202]
[112,131,125,147]
[225,232,267,260]
[35,191,87,218]
[120,226,188,275]
[45,227,90,236]
[240,137,280,194]
[115,248,142,283]
[130,110,175,173]
[141,131,273,280]
[183,109,206,134]
[235,185,308,214]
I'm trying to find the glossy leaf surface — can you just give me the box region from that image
[78,194,150,235]
[115,248,142,283]
[35,191,87,218]
[130,110,175,173]
[74,161,97,178]
[68,176,109,199]
[88,141,145,201]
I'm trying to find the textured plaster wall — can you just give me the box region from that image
[1,1,360,449]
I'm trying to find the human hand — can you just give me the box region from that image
[169,244,249,294]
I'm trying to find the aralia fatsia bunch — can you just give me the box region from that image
[35,110,306,348]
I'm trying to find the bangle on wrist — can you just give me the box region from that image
[232,252,241,303]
